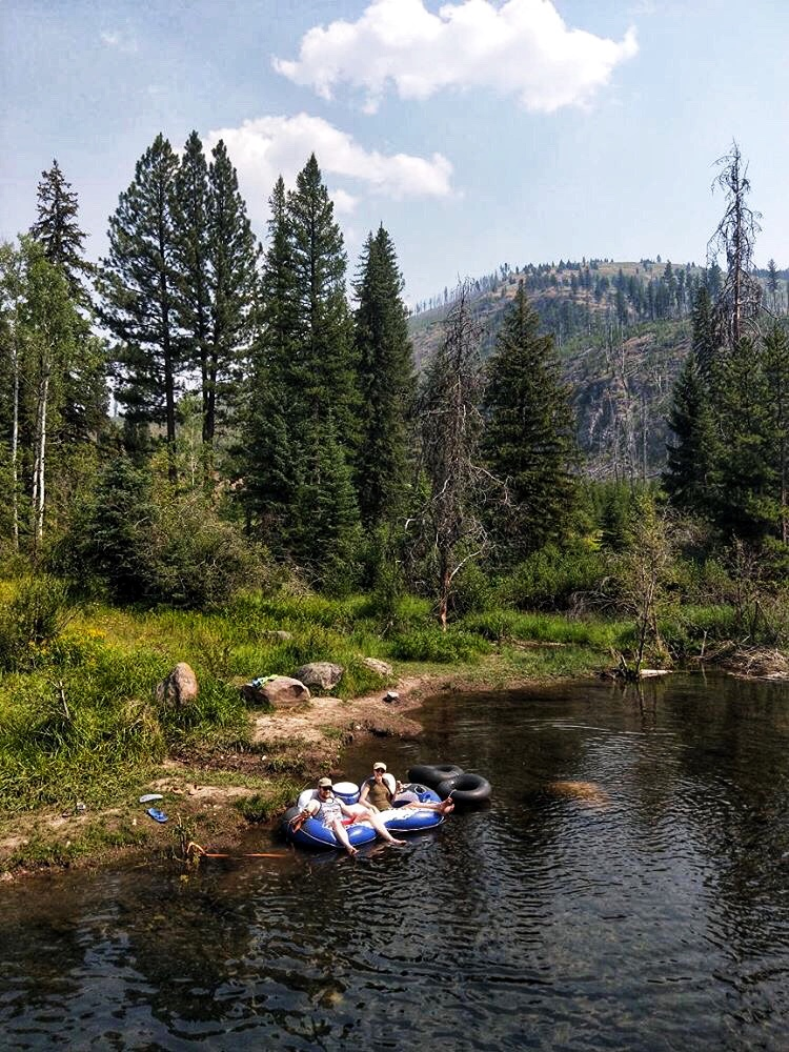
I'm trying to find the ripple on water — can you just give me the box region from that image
[3,674,789,1050]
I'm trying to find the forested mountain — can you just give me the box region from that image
[410,257,787,480]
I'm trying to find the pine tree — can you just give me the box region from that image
[664,286,719,515]
[689,284,717,382]
[767,258,780,314]
[242,176,300,545]
[99,134,181,480]
[205,139,258,443]
[714,337,775,541]
[353,225,415,526]
[293,418,362,588]
[29,160,90,301]
[664,354,719,515]
[173,132,212,441]
[287,154,358,449]
[762,323,789,542]
[482,281,578,560]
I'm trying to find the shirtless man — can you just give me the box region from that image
[290,777,407,856]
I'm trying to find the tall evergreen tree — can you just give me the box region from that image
[242,176,300,545]
[762,323,789,543]
[482,281,578,559]
[287,154,358,449]
[292,418,361,588]
[99,134,181,479]
[204,139,258,443]
[664,286,719,515]
[29,160,90,301]
[689,284,717,382]
[173,132,212,440]
[664,354,719,516]
[353,225,415,526]
[714,337,775,542]
[30,161,107,445]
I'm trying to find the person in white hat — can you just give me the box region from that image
[358,762,454,815]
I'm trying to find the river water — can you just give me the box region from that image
[2,674,789,1050]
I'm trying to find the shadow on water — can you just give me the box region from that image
[2,673,789,1050]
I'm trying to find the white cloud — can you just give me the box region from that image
[273,0,638,113]
[204,113,454,222]
[331,189,359,215]
[100,29,138,54]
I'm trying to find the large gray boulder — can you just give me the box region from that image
[241,675,311,709]
[156,662,199,708]
[294,662,344,691]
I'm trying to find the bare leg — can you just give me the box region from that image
[366,811,406,846]
[401,798,454,814]
[329,819,358,856]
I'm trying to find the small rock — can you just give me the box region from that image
[156,662,199,708]
[265,630,293,641]
[383,690,400,704]
[362,657,393,678]
[294,662,344,691]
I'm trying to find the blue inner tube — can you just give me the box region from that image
[282,805,377,851]
[382,785,444,833]
[436,772,491,806]
[407,763,464,789]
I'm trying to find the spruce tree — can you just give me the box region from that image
[714,337,775,542]
[29,160,90,301]
[664,354,719,516]
[173,132,212,441]
[353,225,415,526]
[293,417,362,588]
[287,154,358,449]
[664,285,722,517]
[762,323,789,543]
[242,176,300,546]
[205,139,258,443]
[30,162,106,444]
[482,281,578,560]
[99,134,181,479]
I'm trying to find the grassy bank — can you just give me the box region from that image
[0,585,734,874]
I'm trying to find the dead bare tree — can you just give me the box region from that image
[708,141,762,350]
[413,281,488,629]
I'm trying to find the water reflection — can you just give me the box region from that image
[2,674,789,1049]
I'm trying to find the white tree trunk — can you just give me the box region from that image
[32,365,50,550]
[10,336,19,551]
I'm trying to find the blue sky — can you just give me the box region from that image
[2,0,789,305]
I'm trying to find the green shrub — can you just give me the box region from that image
[390,627,489,663]
[501,544,609,611]
[0,574,74,671]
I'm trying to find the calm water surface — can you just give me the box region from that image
[2,674,789,1050]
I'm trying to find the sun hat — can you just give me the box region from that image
[373,762,387,771]
[318,777,333,788]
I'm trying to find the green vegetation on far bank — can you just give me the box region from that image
[0,565,775,834]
